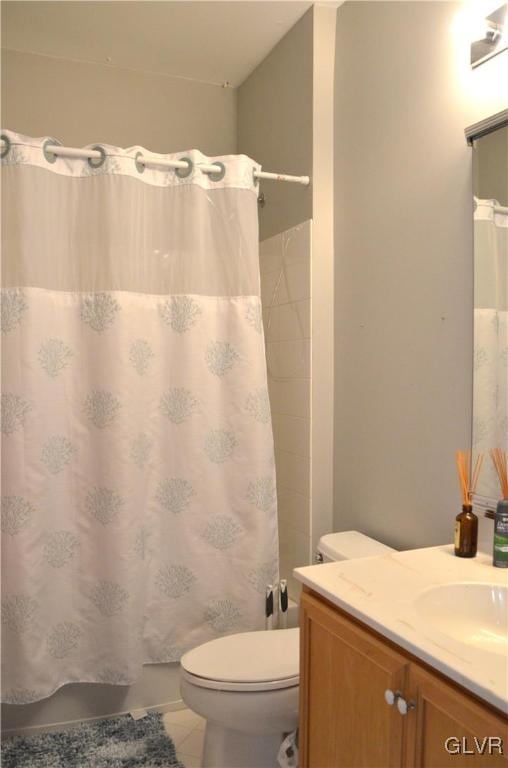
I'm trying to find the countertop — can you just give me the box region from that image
[294,545,508,713]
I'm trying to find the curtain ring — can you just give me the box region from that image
[135,152,145,174]
[42,138,62,164]
[175,157,193,178]
[1,134,11,159]
[88,145,107,169]
[207,162,226,182]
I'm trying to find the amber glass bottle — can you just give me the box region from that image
[454,504,478,558]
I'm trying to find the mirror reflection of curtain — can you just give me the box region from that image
[473,198,508,505]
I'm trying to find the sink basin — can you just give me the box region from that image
[415,583,508,655]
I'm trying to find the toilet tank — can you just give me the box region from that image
[317,530,395,562]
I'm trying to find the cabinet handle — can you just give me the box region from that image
[396,697,416,716]
[384,689,400,706]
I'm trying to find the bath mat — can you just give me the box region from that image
[1,711,185,768]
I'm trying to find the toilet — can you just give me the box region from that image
[180,531,394,768]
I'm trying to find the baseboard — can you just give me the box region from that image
[1,698,186,738]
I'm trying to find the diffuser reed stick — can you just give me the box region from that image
[455,450,483,505]
[490,448,508,500]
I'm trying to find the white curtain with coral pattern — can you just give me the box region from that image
[473,198,508,505]
[1,130,278,704]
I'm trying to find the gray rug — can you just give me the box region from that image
[1,711,185,767]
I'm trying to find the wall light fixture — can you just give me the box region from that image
[471,3,508,67]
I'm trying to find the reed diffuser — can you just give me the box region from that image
[490,448,508,568]
[454,451,483,558]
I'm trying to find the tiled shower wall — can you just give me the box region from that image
[260,220,313,599]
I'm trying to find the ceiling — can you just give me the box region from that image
[1,1,314,88]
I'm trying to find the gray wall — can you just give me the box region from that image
[333,1,508,549]
[1,49,236,155]
[237,9,313,241]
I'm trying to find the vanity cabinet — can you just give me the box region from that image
[404,666,507,768]
[300,589,508,768]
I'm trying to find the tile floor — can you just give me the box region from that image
[163,707,205,768]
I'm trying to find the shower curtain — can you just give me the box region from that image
[473,198,508,505]
[1,130,279,704]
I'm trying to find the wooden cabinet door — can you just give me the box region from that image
[404,664,508,767]
[300,590,410,768]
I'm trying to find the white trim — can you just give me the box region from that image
[465,108,508,144]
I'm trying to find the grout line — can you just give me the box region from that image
[265,340,311,347]
[262,298,311,312]
[265,336,311,343]
[277,519,311,532]
[261,295,311,309]
[277,487,312,501]
[277,489,312,502]
[272,409,312,426]
[272,414,311,423]
[274,447,311,460]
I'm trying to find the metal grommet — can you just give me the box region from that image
[1,134,11,159]
[87,145,107,169]
[42,138,62,164]
[135,152,145,174]
[253,166,260,186]
[207,161,226,182]
[175,157,193,179]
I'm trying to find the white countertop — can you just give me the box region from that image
[294,545,508,713]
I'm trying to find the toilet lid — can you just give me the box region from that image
[180,628,300,692]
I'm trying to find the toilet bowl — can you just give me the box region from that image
[180,530,394,768]
[181,628,299,768]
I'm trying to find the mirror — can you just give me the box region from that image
[472,121,508,507]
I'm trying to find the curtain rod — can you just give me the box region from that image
[0,139,310,186]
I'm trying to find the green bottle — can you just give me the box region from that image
[493,500,508,568]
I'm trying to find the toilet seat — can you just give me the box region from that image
[182,669,299,692]
[181,627,300,692]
